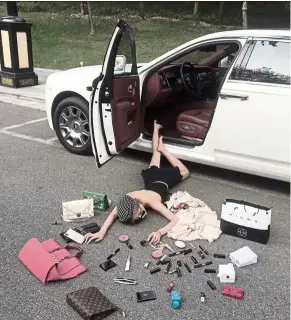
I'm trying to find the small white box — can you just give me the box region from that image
[229,246,257,267]
[217,263,236,283]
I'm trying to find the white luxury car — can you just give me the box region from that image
[45,20,290,182]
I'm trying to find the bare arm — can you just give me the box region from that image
[84,206,118,243]
[100,206,118,233]
[149,201,179,236]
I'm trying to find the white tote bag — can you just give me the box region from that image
[220,199,271,244]
[62,199,94,222]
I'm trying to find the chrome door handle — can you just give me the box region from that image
[128,85,133,92]
[219,93,249,101]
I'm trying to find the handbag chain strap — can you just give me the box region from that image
[49,245,83,266]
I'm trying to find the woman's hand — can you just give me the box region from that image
[147,231,161,244]
[84,229,106,244]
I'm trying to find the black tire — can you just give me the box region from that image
[53,96,92,155]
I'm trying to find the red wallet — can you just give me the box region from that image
[222,285,244,300]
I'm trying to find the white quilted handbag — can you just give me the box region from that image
[62,199,94,222]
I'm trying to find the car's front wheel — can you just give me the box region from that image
[53,96,92,155]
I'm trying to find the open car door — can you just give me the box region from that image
[89,20,142,168]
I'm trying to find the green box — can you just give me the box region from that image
[83,191,111,211]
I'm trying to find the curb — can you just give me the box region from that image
[0,68,59,104]
[0,89,45,103]
[0,84,46,103]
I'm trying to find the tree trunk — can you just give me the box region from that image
[193,1,199,17]
[242,1,248,29]
[87,1,95,35]
[218,2,224,23]
[139,2,145,20]
[80,1,85,15]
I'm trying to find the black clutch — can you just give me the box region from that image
[60,223,100,243]
[77,222,101,235]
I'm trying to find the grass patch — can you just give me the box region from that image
[9,12,234,70]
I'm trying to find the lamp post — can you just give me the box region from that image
[0,1,38,88]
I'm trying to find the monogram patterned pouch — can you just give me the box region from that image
[66,286,126,319]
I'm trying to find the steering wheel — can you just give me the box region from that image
[180,62,201,95]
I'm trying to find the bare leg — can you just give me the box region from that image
[149,121,163,168]
[157,136,190,179]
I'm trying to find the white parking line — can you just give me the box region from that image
[1,117,47,131]
[0,129,59,146]
[46,136,58,142]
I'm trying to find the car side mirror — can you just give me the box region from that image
[114,55,126,73]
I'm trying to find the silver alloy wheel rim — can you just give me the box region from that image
[59,106,90,148]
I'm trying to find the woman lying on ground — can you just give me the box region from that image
[84,121,190,244]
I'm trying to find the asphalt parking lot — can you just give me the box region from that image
[0,102,290,320]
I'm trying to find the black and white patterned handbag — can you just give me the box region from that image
[220,199,271,244]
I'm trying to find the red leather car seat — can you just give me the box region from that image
[176,109,212,139]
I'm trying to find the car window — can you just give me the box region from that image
[175,48,216,65]
[114,30,136,75]
[219,53,235,68]
[174,43,238,67]
[231,40,290,85]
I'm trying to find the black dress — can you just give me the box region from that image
[141,165,183,202]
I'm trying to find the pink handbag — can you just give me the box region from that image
[18,238,87,284]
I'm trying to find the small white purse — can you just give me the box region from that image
[62,199,94,222]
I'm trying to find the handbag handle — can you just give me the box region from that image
[56,245,84,265]
[64,244,84,258]
[244,205,259,216]
[234,206,260,216]
[49,245,84,258]
[88,196,102,205]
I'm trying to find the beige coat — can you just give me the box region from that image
[166,191,222,243]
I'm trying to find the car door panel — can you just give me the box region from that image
[111,77,141,152]
[90,20,142,168]
[90,98,112,167]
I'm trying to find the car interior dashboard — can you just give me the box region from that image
[143,43,240,108]
[144,63,215,108]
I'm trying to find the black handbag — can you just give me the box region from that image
[67,287,126,320]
